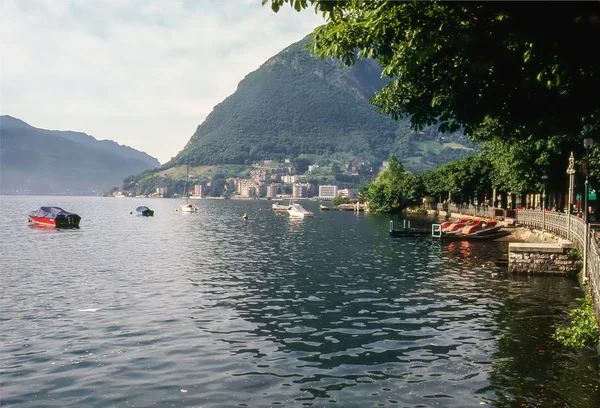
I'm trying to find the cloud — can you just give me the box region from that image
[0,0,324,163]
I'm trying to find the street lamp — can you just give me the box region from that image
[583,135,594,223]
[542,173,548,230]
[582,125,594,281]
[566,152,576,240]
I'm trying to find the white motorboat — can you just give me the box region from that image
[272,202,290,211]
[287,202,313,218]
[180,202,199,212]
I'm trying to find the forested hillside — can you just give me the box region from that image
[167,36,476,172]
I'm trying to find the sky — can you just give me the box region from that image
[1,0,324,164]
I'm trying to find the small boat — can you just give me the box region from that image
[272,202,289,211]
[319,204,330,211]
[287,202,313,218]
[437,219,509,241]
[135,206,154,217]
[28,206,81,228]
[389,220,429,237]
[180,163,199,213]
[180,202,199,213]
[461,219,502,236]
[440,217,476,234]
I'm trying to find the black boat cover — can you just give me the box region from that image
[28,206,78,219]
[136,206,151,212]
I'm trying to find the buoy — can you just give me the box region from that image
[243,213,248,219]
[130,211,133,215]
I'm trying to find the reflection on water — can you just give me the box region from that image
[1,197,599,407]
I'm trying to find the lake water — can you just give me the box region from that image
[1,196,599,408]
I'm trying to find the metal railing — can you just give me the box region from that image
[431,203,494,218]
[514,209,600,326]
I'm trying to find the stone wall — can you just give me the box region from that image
[508,242,582,275]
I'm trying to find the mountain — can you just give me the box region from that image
[167,36,476,170]
[0,115,160,195]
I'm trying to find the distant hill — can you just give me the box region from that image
[167,36,476,172]
[0,115,160,195]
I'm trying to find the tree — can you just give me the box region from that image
[266,0,600,144]
[332,195,350,206]
[293,157,311,174]
[361,155,413,212]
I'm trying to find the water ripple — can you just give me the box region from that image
[1,197,599,407]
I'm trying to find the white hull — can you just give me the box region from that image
[180,202,198,212]
[287,203,313,218]
[272,202,289,211]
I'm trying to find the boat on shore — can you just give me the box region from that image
[287,202,313,218]
[28,206,81,228]
[434,219,509,241]
[440,216,475,234]
[135,206,154,217]
[439,230,511,241]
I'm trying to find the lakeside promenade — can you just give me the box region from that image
[427,203,600,328]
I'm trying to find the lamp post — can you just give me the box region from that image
[583,135,594,223]
[566,152,576,241]
[542,173,548,230]
[582,126,594,281]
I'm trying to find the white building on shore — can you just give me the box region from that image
[319,185,338,200]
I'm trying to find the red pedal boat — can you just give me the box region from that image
[440,217,477,234]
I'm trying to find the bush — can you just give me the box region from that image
[332,195,350,206]
[567,247,582,261]
[553,296,599,349]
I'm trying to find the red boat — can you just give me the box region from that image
[461,219,501,236]
[440,217,477,234]
[28,206,81,228]
[434,218,509,241]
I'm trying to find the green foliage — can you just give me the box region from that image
[361,155,414,212]
[412,154,493,204]
[163,35,474,173]
[553,296,599,349]
[567,248,583,261]
[267,1,599,144]
[332,195,350,206]
[292,157,311,174]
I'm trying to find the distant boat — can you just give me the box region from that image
[319,204,330,211]
[272,202,289,211]
[180,164,199,213]
[28,206,80,228]
[135,206,154,217]
[287,201,313,218]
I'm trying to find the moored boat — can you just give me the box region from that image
[272,202,290,211]
[180,163,199,213]
[28,206,81,228]
[440,217,476,234]
[135,206,154,216]
[438,219,508,240]
[461,219,501,236]
[287,202,313,218]
[180,202,199,213]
